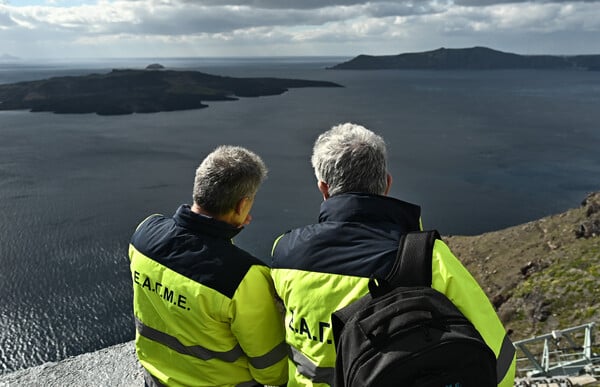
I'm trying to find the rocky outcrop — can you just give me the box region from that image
[146,63,165,70]
[575,192,600,238]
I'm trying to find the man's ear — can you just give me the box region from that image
[235,197,249,214]
[317,181,330,200]
[383,173,392,196]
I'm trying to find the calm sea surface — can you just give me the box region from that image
[0,57,599,373]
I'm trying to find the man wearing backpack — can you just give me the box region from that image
[270,123,515,387]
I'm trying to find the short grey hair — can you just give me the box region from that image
[193,145,267,215]
[311,123,388,196]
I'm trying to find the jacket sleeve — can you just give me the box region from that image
[229,264,288,386]
[430,239,516,387]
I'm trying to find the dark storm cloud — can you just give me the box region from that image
[179,0,375,10]
[107,6,345,35]
[177,0,443,14]
[454,0,600,5]
[94,1,442,36]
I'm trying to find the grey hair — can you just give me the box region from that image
[193,145,267,215]
[311,123,388,196]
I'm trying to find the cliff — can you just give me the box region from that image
[445,191,600,341]
[0,68,342,115]
[330,46,600,70]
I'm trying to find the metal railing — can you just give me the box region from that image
[513,322,599,378]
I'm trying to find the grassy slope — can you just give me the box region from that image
[444,192,600,344]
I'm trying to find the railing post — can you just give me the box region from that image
[514,322,598,378]
[542,338,550,372]
[583,322,594,360]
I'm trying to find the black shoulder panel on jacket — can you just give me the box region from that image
[131,214,264,299]
[271,193,423,279]
[272,221,402,278]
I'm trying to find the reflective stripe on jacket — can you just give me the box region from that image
[271,193,515,387]
[129,204,287,387]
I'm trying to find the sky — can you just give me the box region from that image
[1,0,600,59]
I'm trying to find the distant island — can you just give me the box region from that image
[0,67,342,115]
[330,46,600,70]
[0,53,20,61]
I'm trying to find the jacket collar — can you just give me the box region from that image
[318,192,421,230]
[173,204,242,240]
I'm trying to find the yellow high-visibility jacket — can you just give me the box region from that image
[129,204,288,387]
[271,193,515,387]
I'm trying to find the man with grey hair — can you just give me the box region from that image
[271,123,515,387]
[129,145,287,387]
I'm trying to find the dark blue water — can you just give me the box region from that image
[0,57,599,373]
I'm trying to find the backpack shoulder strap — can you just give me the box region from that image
[385,230,440,288]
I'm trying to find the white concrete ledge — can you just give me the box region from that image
[0,341,143,387]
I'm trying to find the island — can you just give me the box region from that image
[0,53,20,61]
[0,68,342,115]
[330,46,600,70]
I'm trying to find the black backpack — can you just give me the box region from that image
[331,230,497,387]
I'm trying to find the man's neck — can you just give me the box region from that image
[191,203,237,226]
[191,203,213,218]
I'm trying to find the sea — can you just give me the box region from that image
[0,56,599,374]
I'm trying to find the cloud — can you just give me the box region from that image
[0,1,445,35]
[1,0,600,58]
[443,3,600,33]
[0,8,17,29]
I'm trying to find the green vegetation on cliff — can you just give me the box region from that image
[444,192,600,344]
